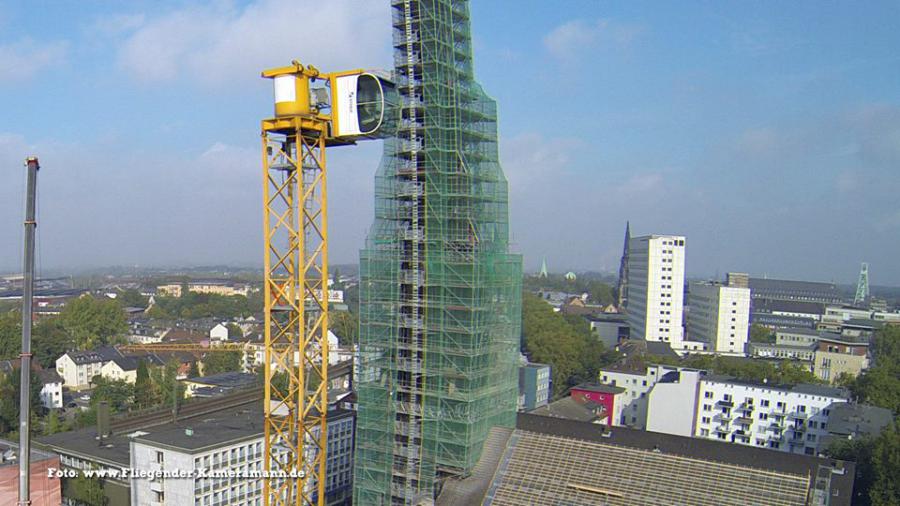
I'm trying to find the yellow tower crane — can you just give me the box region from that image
[124,60,391,506]
[258,61,392,506]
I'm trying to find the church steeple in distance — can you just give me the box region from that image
[539,257,549,278]
[616,221,631,310]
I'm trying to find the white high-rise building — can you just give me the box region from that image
[687,281,751,355]
[625,235,686,347]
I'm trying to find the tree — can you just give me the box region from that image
[849,326,900,414]
[148,292,258,320]
[117,289,148,308]
[203,351,242,375]
[151,359,185,408]
[90,377,135,413]
[134,360,152,408]
[0,311,21,361]
[44,409,63,435]
[827,437,875,506]
[226,323,244,340]
[33,318,74,368]
[59,295,127,350]
[521,292,619,396]
[188,360,201,378]
[331,310,358,346]
[70,468,107,506]
[0,367,45,434]
[749,323,775,344]
[870,423,900,506]
[827,423,900,506]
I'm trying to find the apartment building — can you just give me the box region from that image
[598,364,701,429]
[518,363,551,411]
[598,363,857,455]
[130,406,354,506]
[55,346,122,389]
[687,281,751,355]
[813,335,870,384]
[625,235,686,348]
[694,377,849,455]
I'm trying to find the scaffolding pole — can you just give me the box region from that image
[18,156,39,506]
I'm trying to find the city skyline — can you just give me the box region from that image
[2,1,900,284]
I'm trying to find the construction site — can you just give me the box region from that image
[5,1,874,506]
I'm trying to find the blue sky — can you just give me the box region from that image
[1,1,899,285]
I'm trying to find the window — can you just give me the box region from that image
[156,451,164,464]
[704,391,713,399]
[761,400,770,407]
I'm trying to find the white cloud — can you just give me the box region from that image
[0,38,68,83]
[90,13,146,37]
[543,18,642,63]
[116,0,390,85]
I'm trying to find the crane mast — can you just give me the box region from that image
[259,59,393,505]
[261,111,330,506]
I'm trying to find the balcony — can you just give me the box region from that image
[716,399,734,408]
[714,425,731,434]
[736,416,753,424]
[788,411,808,420]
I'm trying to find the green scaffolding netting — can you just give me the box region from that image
[353,1,523,504]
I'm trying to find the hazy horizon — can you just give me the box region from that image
[2,1,899,285]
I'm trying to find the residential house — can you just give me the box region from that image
[54,346,122,389]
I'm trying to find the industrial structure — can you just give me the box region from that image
[18,157,40,506]
[256,61,392,505]
[354,0,523,503]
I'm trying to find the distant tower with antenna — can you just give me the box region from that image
[854,262,870,307]
[539,257,549,278]
[616,221,631,310]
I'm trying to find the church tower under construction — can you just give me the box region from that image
[353,0,523,504]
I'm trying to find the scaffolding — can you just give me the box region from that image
[354,0,522,504]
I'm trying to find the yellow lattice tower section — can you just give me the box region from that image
[261,62,330,506]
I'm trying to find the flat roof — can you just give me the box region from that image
[703,375,849,398]
[571,383,626,395]
[0,438,58,467]
[528,397,601,423]
[132,405,264,453]
[825,403,893,437]
[37,427,133,468]
[184,371,258,388]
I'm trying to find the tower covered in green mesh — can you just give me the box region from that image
[353,0,522,504]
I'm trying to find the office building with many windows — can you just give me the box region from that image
[687,281,751,355]
[624,235,686,348]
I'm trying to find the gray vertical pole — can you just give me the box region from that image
[18,156,39,506]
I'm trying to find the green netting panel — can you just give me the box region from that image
[354,1,522,504]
